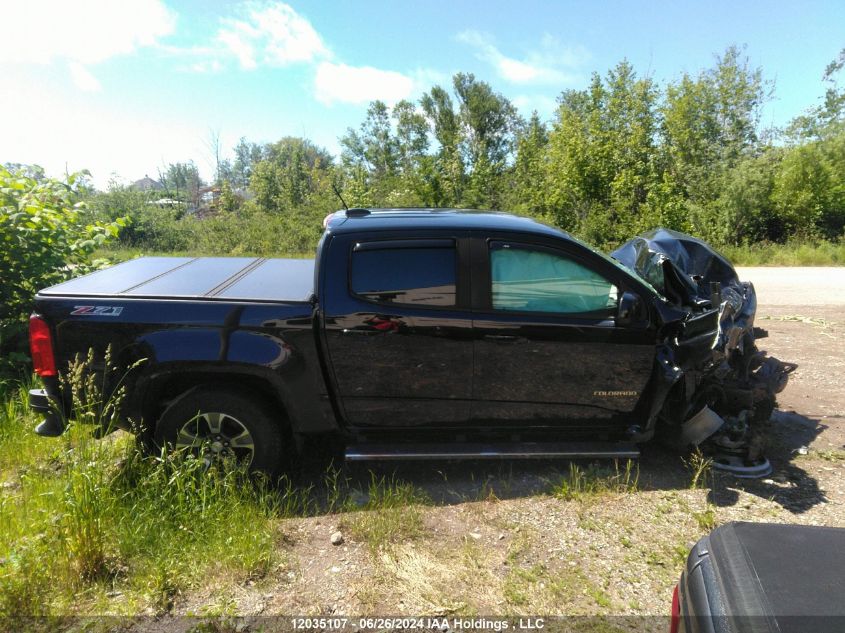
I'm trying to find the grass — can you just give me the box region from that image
[502,557,611,613]
[683,450,713,491]
[0,370,772,619]
[693,507,717,531]
[0,379,283,618]
[644,541,689,569]
[720,240,845,266]
[549,461,639,502]
[817,450,845,462]
[338,473,429,553]
[0,354,430,617]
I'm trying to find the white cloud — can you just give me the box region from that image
[0,76,210,190]
[0,0,176,65]
[314,62,415,105]
[218,25,259,70]
[217,2,328,69]
[457,31,586,85]
[187,58,225,74]
[68,62,102,92]
[178,2,423,110]
[0,0,175,94]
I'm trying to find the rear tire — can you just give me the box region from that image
[154,386,286,478]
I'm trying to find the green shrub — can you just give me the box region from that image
[0,166,125,375]
[87,185,194,252]
[720,239,845,265]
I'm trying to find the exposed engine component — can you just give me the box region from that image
[613,229,797,478]
[680,406,725,447]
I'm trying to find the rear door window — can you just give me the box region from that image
[490,242,618,314]
[351,242,457,307]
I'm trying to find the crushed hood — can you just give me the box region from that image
[611,228,739,307]
[612,228,757,357]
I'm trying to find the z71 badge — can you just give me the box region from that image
[71,306,123,316]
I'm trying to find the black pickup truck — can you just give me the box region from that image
[28,208,793,476]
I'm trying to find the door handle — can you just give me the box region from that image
[483,334,519,342]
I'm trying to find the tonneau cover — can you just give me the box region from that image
[39,257,315,303]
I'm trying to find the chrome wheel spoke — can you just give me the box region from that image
[229,428,255,450]
[202,412,224,434]
[175,426,200,448]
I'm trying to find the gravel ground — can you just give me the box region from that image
[160,269,845,622]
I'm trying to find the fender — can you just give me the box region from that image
[128,361,339,436]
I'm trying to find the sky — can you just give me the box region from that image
[1,0,843,188]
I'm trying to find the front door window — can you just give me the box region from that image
[490,242,618,315]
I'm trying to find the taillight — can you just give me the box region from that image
[670,583,680,633]
[29,315,57,377]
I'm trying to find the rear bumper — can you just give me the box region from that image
[29,382,65,437]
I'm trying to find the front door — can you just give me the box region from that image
[471,239,656,430]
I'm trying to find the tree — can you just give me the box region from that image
[250,137,334,213]
[787,48,845,142]
[603,60,660,227]
[544,82,599,228]
[662,72,720,200]
[773,138,845,239]
[420,85,464,206]
[544,61,661,240]
[506,112,548,215]
[341,101,399,179]
[394,100,430,170]
[452,73,521,169]
[452,73,522,207]
[707,150,781,245]
[206,128,223,185]
[231,138,266,189]
[160,162,204,206]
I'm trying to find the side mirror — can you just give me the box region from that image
[617,291,644,327]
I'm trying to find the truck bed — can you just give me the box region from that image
[39,257,315,303]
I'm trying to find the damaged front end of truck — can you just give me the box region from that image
[613,229,796,477]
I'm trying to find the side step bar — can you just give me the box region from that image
[345,441,639,461]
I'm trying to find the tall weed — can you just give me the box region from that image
[551,460,640,501]
[0,351,280,616]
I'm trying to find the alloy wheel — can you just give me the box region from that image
[174,411,256,466]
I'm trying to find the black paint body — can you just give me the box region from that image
[32,209,720,445]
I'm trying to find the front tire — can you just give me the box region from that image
[154,387,286,477]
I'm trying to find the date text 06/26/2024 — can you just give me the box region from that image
[290,617,546,631]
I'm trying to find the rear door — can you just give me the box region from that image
[471,236,657,430]
[321,232,474,428]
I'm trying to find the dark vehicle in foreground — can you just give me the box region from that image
[672,522,845,633]
[28,209,794,476]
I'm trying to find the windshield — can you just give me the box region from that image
[566,234,662,297]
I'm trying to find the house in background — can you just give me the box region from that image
[131,175,164,192]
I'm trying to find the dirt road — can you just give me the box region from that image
[182,269,845,620]
[737,266,845,305]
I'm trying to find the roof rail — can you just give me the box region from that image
[345,207,370,217]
